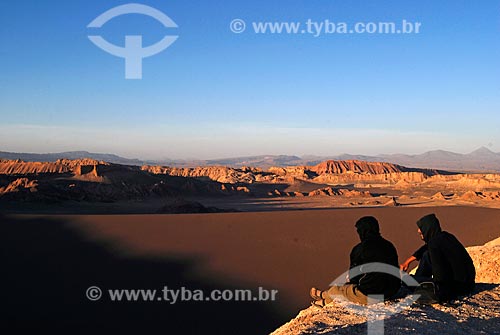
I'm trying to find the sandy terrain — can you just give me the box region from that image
[2,207,499,334]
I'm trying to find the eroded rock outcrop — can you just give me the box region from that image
[3,158,500,208]
[0,159,251,202]
[271,238,500,335]
[142,165,277,184]
[0,178,38,194]
[0,159,108,175]
[310,160,406,175]
[308,188,373,197]
[459,191,500,201]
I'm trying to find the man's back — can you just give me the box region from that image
[310,216,402,308]
[428,231,475,300]
[350,236,401,298]
[428,231,475,283]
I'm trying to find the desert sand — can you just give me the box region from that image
[2,207,500,334]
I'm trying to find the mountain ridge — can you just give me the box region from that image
[2,147,500,171]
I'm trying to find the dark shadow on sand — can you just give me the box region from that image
[0,215,284,334]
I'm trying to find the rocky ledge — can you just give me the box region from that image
[271,238,500,335]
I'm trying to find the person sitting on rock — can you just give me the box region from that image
[310,216,401,307]
[400,213,475,302]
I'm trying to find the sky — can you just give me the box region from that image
[1,0,499,160]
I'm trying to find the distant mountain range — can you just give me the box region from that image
[1,147,500,172]
[377,147,500,172]
[0,151,145,166]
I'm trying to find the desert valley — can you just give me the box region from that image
[2,155,500,213]
[2,154,500,333]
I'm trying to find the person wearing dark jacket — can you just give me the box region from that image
[400,214,475,302]
[310,216,401,307]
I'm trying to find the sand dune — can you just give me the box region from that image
[2,207,499,334]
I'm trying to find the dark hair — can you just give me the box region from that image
[355,216,380,240]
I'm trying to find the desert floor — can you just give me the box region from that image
[2,206,499,334]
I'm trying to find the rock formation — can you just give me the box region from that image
[3,158,500,209]
[311,160,408,175]
[467,237,500,284]
[271,237,500,335]
[142,165,276,184]
[307,188,373,197]
[156,199,235,214]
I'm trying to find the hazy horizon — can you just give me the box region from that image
[0,144,497,162]
[1,125,498,160]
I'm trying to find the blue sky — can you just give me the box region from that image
[1,0,499,159]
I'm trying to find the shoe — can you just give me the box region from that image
[309,287,324,300]
[415,282,439,305]
[311,299,327,308]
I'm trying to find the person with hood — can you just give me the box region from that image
[400,214,475,302]
[309,216,401,307]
